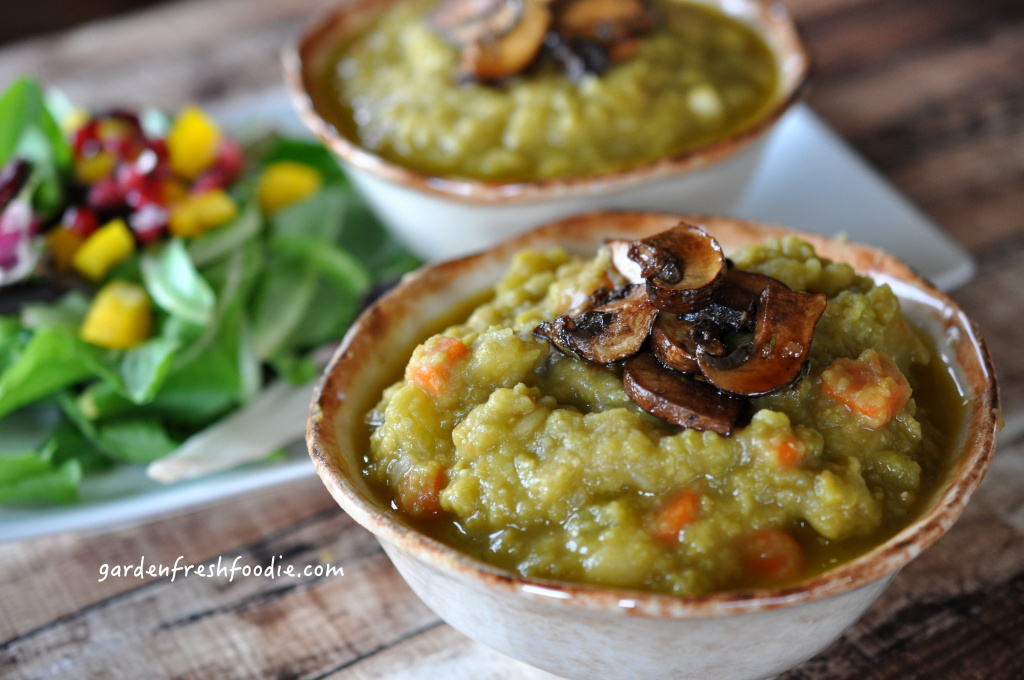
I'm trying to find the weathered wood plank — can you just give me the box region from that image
[0,505,441,680]
[0,476,336,644]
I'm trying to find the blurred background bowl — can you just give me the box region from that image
[285,0,810,260]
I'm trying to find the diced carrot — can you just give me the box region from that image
[398,462,446,518]
[405,336,470,398]
[774,437,804,467]
[740,528,804,581]
[821,349,911,429]
[652,489,701,543]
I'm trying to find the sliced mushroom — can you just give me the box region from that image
[688,267,777,331]
[534,284,656,365]
[650,313,725,374]
[606,237,644,284]
[627,223,726,314]
[459,0,551,81]
[555,0,655,46]
[428,0,524,46]
[623,351,743,436]
[697,280,828,396]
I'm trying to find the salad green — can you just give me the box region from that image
[0,78,421,504]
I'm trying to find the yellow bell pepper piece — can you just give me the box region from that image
[257,161,322,214]
[80,281,152,350]
[167,105,221,179]
[72,218,136,282]
[74,150,116,184]
[46,228,85,272]
[168,189,239,238]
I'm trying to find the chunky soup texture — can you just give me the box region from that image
[366,237,957,595]
[325,0,779,181]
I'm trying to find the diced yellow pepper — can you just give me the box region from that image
[46,228,85,272]
[61,107,89,135]
[168,189,239,238]
[72,219,136,282]
[80,281,152,350]
[257,161,322,214]
[74,150,116,184]
[167,105,221,179]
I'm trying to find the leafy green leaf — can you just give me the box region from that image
[0,329,106,418]
[95,417,179,463]
[43,420,113,473]
[119,336,180,403]
[0,77,71,215]
[187,201,263,268]
[141,239,216,326]
[270,235,371,294]
[0,455,80,505]
[249,254,318,360]
[20,291,90,333]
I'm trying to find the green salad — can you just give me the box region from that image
[0,78,420,505]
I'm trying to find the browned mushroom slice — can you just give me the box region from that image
[650,313,726,374]
[555,0,655,46]
[534,284,656,364]
[460,0,551,81]
[623,352,743,435]
[606,237,644,284]
[697,281,828,396]
[691,268,776,331]
[628,223,727,314]
[428,0,524,46]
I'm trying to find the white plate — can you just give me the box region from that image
[0,92,974,542]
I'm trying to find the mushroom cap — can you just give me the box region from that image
[627,223,727,314]
[698,280,828,396]
[534,284,657,365]
[623,351,743,435]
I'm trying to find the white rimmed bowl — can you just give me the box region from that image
[307,212,999,680]
[284,0,811,260]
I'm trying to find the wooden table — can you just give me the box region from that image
[1,0,1022,677]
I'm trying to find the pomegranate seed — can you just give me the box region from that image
[63,205,100,238]
[87,177,126,211]
[215,138,245,183]
[128,203,168,243]
[191,169,229,194]
[72,121,100,157]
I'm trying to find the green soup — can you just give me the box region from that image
[365,237,965,595]
[318,0,780,181]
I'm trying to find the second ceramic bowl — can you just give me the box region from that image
[284,0,810,260]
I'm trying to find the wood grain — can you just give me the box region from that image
[0,0,1022,677]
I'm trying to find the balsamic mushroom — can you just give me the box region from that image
[627,223,727,314]
[697,280,827,396]
[428,0,524,46]
[623,351,743,435]
[555,0,655,46]
[534,284,656,364]
[457,0,552,81]
[650,313,725,374]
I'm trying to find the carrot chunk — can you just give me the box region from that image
[398,462,447,518]
[741,528,804,581]
[652,489,701,543]
[405,335,471,398]
[821,349,911,429]
[774,437,804,467]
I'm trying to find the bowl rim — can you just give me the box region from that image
[307,211,1000,619]
[283,0,812,205]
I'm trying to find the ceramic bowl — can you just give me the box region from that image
[307,212,999,680]
[284,0,811,260]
